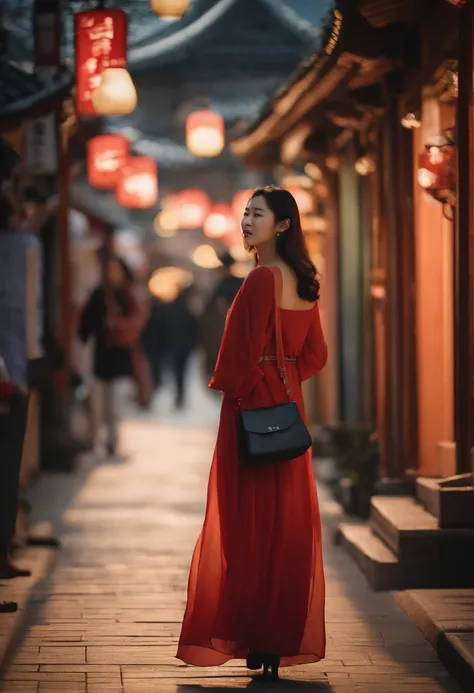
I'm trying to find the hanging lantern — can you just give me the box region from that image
[87,134,129,189]
[186,110,225,158]
[417,137,456,205]
[232,189,254,219]
[150,0,190,19]
[447,1,468,7]
[203,204,236,239]
[177,189,211,228]
[287,186,314,214]
[75,9,127,117]
[92,68,137,116]
[116,157,158,208]
[355,155,376,176]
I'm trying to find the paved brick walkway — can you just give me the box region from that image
[0,375,465,692]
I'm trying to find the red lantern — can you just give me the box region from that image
[417,141,456,204]
[75,9,127,117]
[204,204,237,239]
[232,189,254,220]
[116,157,158,208]
[87,134,129,189]
[186,110,225,157]
[177,189,211,228]
[447,1,467,7]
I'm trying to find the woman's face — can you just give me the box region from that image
[106,260,125,287]
[241,195,277,248]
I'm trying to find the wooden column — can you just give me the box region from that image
[382,101,403,479]
[57,109,72,383]
[395,118,418,479]
[455,5,474,476]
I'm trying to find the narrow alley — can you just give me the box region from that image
[0,372,464,693]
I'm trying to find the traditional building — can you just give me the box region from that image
[231,0,474,590]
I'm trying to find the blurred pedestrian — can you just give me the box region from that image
[200,252,244,381]
[0,190,33,582]
[165,285,198,410]
[141,295,169,391]
[78,256,151,457]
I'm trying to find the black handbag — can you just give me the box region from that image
[237,266,312,467]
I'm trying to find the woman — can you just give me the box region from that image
[177,187,328,679]
[78,256,149,456]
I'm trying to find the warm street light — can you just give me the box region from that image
[92,68,137,116]
[150,0,190,20]
[186,110,225,157]
[203,204,236,238]
[87,134,129,189]
[192,244,222,269]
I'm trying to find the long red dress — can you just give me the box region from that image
[177,265,328,668]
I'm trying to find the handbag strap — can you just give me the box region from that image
[268,266,293,402]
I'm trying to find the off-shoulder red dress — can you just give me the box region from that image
[177,265,328,668]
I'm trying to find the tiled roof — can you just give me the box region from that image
[0,60,72,118]
[3,0,327,65]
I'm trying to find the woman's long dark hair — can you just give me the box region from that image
[250,186,320,301]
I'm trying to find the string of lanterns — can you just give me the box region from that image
[77,2,226,210]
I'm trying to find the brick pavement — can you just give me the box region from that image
[0,376,465,693]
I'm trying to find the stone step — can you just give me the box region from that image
[369,496,474,588]
[416,476,474,528]
[396,590,474,693]
[369,495,438,557]
[338,523,401,591]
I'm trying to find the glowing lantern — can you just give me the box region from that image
[87,134,128,189]
[287,186,314,214]
[204,204,237,239]
[417,139,456,204]
[232,189,254,219]
[186,110,225,158]
[447,1,467,6]
[177,189,211,228]
[74,9,127,117]
[92,68,137,116]
[150,0,190,19]
[154,208,179,237]
[116,157,158,208]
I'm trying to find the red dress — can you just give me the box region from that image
[177,265,328,668]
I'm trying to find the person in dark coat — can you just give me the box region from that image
[78,256,147,455]
[165,286,199,410]
[200,253,244,381]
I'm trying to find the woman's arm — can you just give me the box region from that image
[208,266,274,399]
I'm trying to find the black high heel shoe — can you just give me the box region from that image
[246,652,264,670]
[262,653,280,680]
